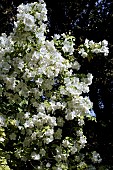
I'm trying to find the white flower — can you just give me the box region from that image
[78,48,88,58]
[48,117,57,126]
[62,39,74,55]
[72,61,81,70]
[37,104,45,112]
[91,151,102,163]
[82,52,88,58]
[0,115,5,127]
[78,48,85,54]
[65,111,76,120]
[76,130,83,137]
[78,119,84,126]
[23,14,35,31]
[91,48,100,54]
[24,120,34,128]
[102,40,108,46]
[32,51,40,61]
[44,129,54,136]
[70,146,77,154]
[100,46,109,56]
[84,38,89,48]
[0,33,8,47]
[79,136,87,147]
[45,136,54,144]
[89,40,94,46]
[61,153,68,161]
[0,137,5,142]
[24,112,30,119]
[87,73,93,85]
[62,44,69,53]
[46,163,51,168]
[62,139,70,147]
[35,12,41,20]
[17,3,32,14]
[55,154,62,162]
[35,78,43,86]
[81,73,93,85]
[45,40,56,52]
[31,152,40,160]
[54,34,60,40]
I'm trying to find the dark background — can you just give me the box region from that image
[0,0,113,167]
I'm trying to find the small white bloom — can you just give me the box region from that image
[31,152,40,160]
[24,120,34,128]
[91,151,102,163]
[48,116,57,126]
[0,137,5,142]
[72,61,81,70]
[54,34,60,40]
[78,119,84,126]
[23,14,35,31]
[70,146,77,154]
[78,48,85,54]
[45,136,54,144]
[79,136,87,147]
[84,38,89,48]
[100,46,109,56]
[78,48,88,58]
[65,111,76,120]
[82,52,88,58]
[62,139,70,147]
[102,40,108,47]
[0,115,5,127]
[35,12,41,20]
[32,51,40,61]
[44,129,54,136]
[91,48,100,54]
[46,163,51,168]
[24,112,30,119]
[89,40,94,46]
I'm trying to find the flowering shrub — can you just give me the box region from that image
[0,0,109,169]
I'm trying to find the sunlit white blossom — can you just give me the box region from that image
[31,152,40,160]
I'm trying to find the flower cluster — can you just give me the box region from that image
[78,38,109,60]
[91,151,102,163]
[0,0,107,169]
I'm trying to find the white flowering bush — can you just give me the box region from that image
[0,0,109,169]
